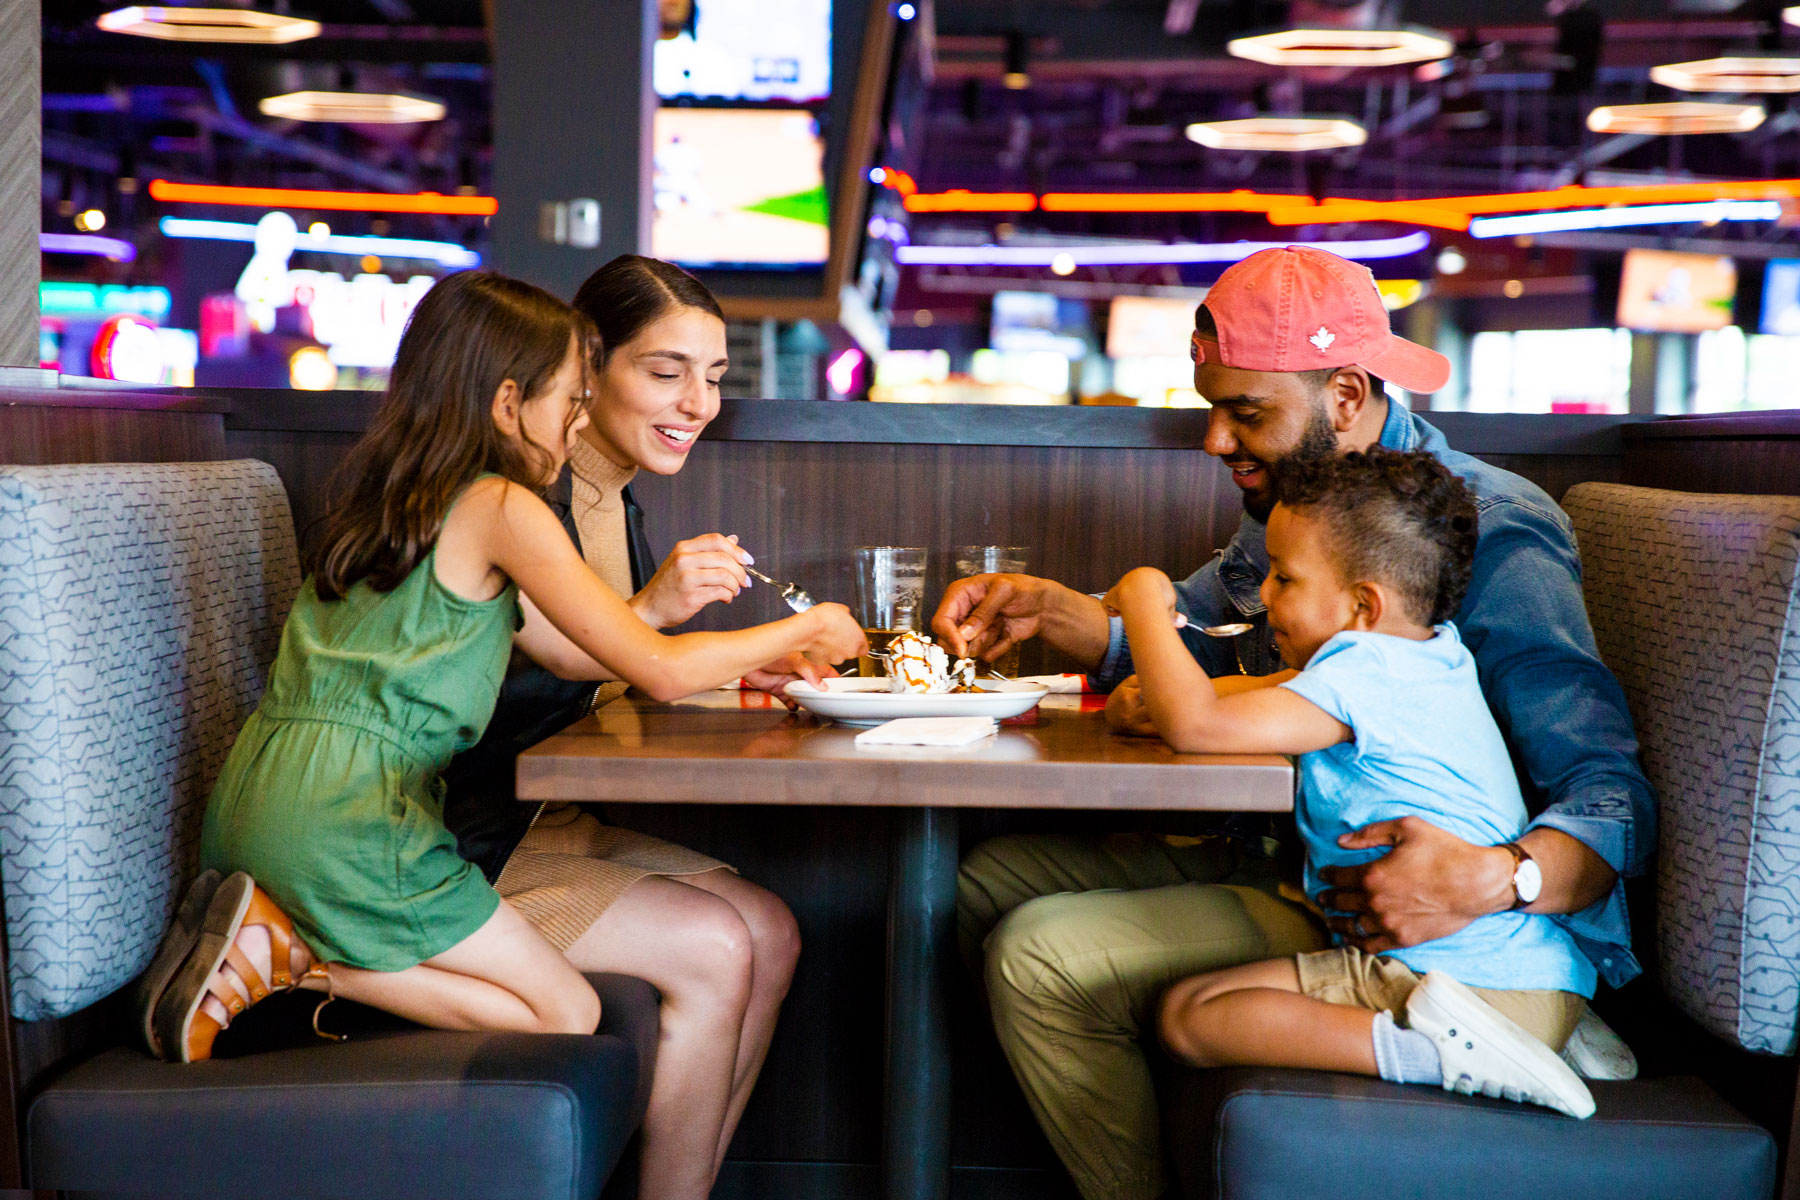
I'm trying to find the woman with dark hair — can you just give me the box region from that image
[442,255,808,1200]
[138,269,863,1118]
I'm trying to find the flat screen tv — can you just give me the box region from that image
[1616,248,1735,333]
[1760,258,1800,335]
[651,108,829,270]
[1106,296,1201,359]
[654,0,831,104]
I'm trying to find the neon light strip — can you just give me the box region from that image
[40,232,137,261]
[148,179,497,216]
[892,179,1800,231]
[1470,200,1783,237]
[894,232,1430,267]
[158,217,480,267]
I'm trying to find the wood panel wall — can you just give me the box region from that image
[1623,413,1800,497]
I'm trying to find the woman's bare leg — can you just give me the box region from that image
[199,900,599,1036]
[681,870,802,1171]
[1156,958,1378,1075]
[560,876,755,1200]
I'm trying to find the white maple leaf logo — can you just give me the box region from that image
[1309,326,1336,352]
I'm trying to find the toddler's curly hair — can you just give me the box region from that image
[1273,447,1478,626]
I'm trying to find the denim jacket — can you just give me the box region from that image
[1092,402,1654,987]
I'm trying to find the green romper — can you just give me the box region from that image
[201,525,518,972]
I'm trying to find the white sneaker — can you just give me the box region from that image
[1560,1007,1638,1081]
[1405,970,1597,1119]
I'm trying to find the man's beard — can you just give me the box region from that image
[1242,400,1339,522]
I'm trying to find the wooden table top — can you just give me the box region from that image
[516,691,1294,812]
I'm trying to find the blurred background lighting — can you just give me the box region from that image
[1470,199,1781,237]
[1587,102,1765,136]
[147,180,497,216]
[1436,247,1468,275]
[257,91,447,124]
[1227,26,1453,69]
[73,208,105,232]
[896,231,1429,267]
[288,346,340,391]
[95,6,320,43]
[39,232,135,261]
[1651,55,1800,94]
[1185,117,1367,152]
[157,216,481,268]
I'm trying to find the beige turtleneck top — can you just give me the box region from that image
[567,434,638,601]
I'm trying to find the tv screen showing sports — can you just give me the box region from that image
[654,0,831,103]
[651,108,829,270]
[1106,296,1201,359]
[1760,259,1800,335]
[1616,249,1735,333]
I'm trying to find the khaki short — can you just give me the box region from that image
[1295,946,1587,1052]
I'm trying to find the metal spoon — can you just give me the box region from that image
[744,565,816,613]
[1200,622,1254,638]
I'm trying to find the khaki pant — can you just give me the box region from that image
[1297,945,1587,1052]
[961,833,1325,1200]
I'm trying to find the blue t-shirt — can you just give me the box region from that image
[1281,626,1597,997]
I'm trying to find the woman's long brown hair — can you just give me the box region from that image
[308,270,598,600]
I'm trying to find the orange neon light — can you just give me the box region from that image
[147,179,498,216]
[1040,190,1301,214]
[895,179,1800,231]
[903,189,1038,213]
[882,168,918,197]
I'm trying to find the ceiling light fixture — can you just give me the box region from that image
[147,180,497,216]
[1186,117,1367,153]
[157,216,481,268]
[1227,26,1454,69]
[258,91,447,124]
[1650,54,1800,93]
[1469,199,1781,238]
[1586,101,1765,135]
[893,231,1429,268]
[95,6,320,44]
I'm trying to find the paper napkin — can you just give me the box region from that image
[854,717,999,747]
[1014,674,1088,693]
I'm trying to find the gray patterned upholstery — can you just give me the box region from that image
[1565,483,1800,1055]
[0,461,298,1021]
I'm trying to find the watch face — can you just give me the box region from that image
[1516,858,1544,904]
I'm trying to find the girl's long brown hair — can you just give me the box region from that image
[308,270,598,600]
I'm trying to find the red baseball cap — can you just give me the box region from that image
[1195,245,1451,394]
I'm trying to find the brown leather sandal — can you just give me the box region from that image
[152,872,329,1063]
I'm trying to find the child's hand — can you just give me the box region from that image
[801,603,867,668]
[1101,567,1187,628]
[1104,675,1160,737]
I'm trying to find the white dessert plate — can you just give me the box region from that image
[784,677,1051,726]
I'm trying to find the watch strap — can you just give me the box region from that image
[1501,841,1535,910]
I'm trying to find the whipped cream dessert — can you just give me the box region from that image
[886,631,978,694]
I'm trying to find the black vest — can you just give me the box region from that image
[439,464,654,882]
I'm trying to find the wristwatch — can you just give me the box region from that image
[1501,842,1542,909]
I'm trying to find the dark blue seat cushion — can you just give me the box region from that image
[1163,1067,1776,1200]
[26,973,659,1200]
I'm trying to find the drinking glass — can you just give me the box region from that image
[954,545,1030,676]
[854,546,928,677]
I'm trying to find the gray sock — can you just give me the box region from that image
[1371,1010,1443,1085]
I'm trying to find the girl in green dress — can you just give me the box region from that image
[140,272,864,1106]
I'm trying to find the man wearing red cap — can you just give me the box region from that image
[936,245,1651,1200]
